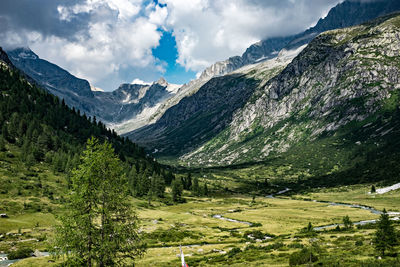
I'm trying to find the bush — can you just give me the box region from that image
[8,247,33,260]
[355,240,363,246]
[227,247,242,258]
[289,248,318,266]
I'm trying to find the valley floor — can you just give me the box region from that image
[5,183,400,266]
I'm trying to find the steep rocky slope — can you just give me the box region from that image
[126,0,400,152]
[180,13,400,166]
[126,46,305,156]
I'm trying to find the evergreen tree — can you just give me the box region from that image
[203,183,209,196]
[171,178,183,203]
[192,177,200,196]
[343,215,353,229]
[374,209,398,257]
[0,135,6,152]
[164,171,175,185]
[186,173,192,190]
[306,222,314,233]
[1,124,9,142]
[371,185,376,193]
[25,154,36,170]
[153,173,166,198]
[54,138,146,266]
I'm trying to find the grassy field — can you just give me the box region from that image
[2,143,400,266]
[6,189,400,266]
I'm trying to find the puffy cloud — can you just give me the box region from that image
[163,0,342,72]
[1,0,168,90]
[0,0,344,89]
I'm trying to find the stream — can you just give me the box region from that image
[213,184,400,231]
[0,252,50,266]
[212,214,253,226]
[273,186,400,231]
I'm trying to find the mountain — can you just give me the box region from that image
[197,0,400,81]
[127,0,400,139]
[126,45,306,156]
[0,46,154,166]
[128,12,400,171]
[7,0,400,140]
[6,48,180,133]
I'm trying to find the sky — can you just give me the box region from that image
[0,0,344,91]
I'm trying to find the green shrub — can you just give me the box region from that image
[289,248,318,266]
[227,247,241,258]
[8,247,33,260]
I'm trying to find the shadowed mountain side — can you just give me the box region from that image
[125,74,260,157]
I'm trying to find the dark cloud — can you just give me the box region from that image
[0,0,90,42]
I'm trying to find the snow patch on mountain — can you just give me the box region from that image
[90,85,104,92]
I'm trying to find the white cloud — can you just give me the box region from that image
[163,0,342,72]
[132,78,150,85]
[26,0,168,90]
[2,0,343,89]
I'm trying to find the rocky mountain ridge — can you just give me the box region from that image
[6,47,180,133]
[180,12,400,166]
[127,12,400,170]
[126,45,305,156]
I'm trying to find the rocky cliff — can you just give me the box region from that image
[181,13,400,166]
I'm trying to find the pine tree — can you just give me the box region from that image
[192,177,199,196]
[171,178,183,203]
[203,183,209,196]
[371,185,376,193]
[374,209,398,257]
[186,173,192,190]
[54,138,146,266]
[343,215,353,229]
[0,135,6,152]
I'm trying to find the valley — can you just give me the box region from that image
[1,0,400,266]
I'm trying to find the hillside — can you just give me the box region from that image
[126,47,303,157]
[182,12,400,167]
[0,46,169,224]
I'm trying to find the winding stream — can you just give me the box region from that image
[213,184,400,231]
[212,214,253,226]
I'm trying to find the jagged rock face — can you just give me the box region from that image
[241,36,295,65]
[0,47,13,66]
[181,13,400,166]
[285,0,400,50]
[199,56,244,80]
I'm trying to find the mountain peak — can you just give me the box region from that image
[9,47,38,60]
[155,77,168,87]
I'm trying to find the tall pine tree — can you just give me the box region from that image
[374,209,398,257]
[54,138,146,266]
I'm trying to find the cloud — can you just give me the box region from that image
[132,78,151,85]
[0,0,169,90]
[163,0,342,72]
[0,0,344,89]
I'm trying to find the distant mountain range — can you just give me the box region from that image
[7,48,181,133]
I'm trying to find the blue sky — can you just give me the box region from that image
[152,30,196,85]
[0,0,342,90]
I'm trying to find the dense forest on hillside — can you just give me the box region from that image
[0,51,175,199]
